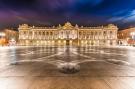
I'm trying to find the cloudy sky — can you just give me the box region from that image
[0,0,135,30]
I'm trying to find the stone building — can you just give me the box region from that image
[4,29,19,43]
[118,28,135,46]
[0,29,18,46]
[18,22,118,46]
[0,31,6,46]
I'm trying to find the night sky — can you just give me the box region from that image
[0,0,135,30]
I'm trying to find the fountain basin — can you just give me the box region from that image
[57,63,80,74]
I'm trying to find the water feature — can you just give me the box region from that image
[57,63,80,74]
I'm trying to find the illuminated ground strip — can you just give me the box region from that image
[10,47,130,67]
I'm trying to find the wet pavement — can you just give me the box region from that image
[0,46,135,89]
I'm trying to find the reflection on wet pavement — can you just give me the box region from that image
[0,46,135,89]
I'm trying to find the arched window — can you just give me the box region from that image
[110,41,113,45]
[79,32,81,35]
[23,31,26,35]
[110,31,112,34]
[91,32,93,35]
[95,32,97,35]
[39,32,41,35]
[104,31,106,35]
[50,32,53,35]
[46,32,49,35]
[43,32,45,35]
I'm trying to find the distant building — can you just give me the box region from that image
[18,22,118,46]
[118,28,135,46]
[0,29,18,46]
[4,29,18,45]
[0,31,6,46]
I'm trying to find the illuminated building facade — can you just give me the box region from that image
[4,29,18,43]
[118,28,135,45]
[0,29,18,46]
[0,31,6,46]
[18,22,118,46]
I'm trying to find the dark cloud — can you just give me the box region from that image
[0,0,135,30]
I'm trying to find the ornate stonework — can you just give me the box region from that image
[63,22,73,29]
[18,22,118,46]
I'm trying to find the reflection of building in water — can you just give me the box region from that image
[18,22,118,46]
[118,27,135,46]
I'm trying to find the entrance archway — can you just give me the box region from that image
[66,40,70,46]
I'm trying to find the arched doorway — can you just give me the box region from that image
[66,40,70,46]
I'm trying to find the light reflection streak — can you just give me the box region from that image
[10,47,17,65]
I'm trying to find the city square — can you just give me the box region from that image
[0,46,135,89]
[1,0,135,89]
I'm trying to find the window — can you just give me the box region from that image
[110,31,112,34]
[104,31,106,35]
[23,31,26,35]
[50,32,53,35]
[43,32,45,35]
[39,32,41,35]
[91,32,93,35]
[46,32,49,35]
[79,32,81,35]
[95,32,97,35]
[35,32,37,35]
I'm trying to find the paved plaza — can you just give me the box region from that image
[0,46,135,89]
